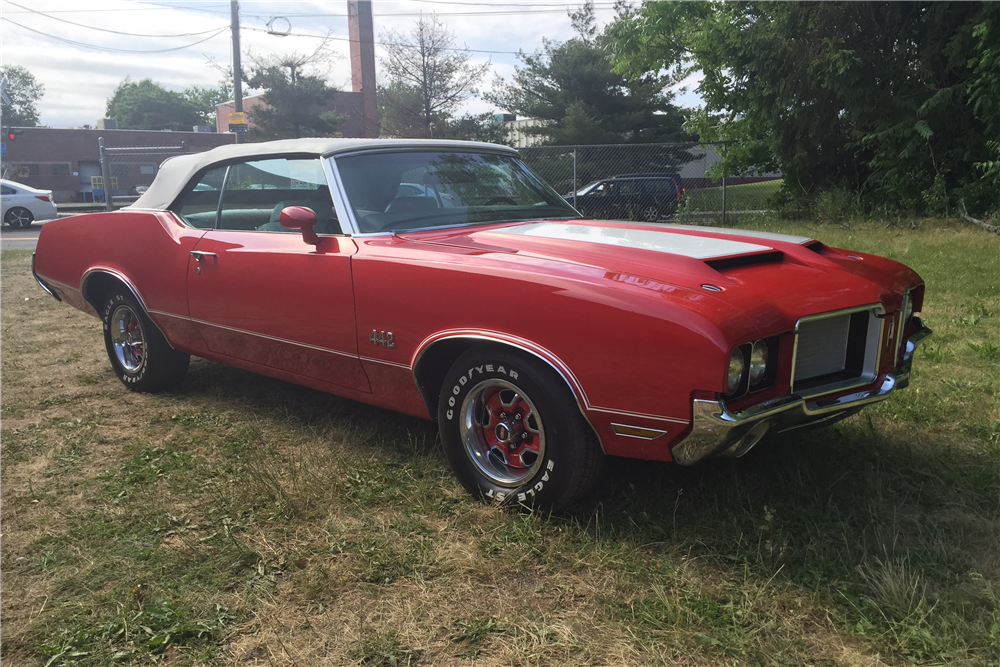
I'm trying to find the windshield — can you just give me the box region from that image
[574,181,601,196]
[335,150,581,233]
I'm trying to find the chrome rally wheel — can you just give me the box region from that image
[109,304,146,374]
[460,379,545,487]
[102,289,190,392]
[438,347,604,508]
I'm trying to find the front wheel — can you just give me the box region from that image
[438,347,603,508]
[102,290,189,392]
[5,207,34,228]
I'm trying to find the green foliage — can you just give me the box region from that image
[245,66,344,141]
[610,1,1000,216]
[181,83,233,127]
[438,112,514,145]
[1,64,44,126]
[488,1,687,145]
[378,13,491,138]
[105,78,202,131]
[39,596,232,666]
[353,630,420,667]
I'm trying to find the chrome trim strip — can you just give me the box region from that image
[588,406,689,425]
[410,331,606,452]
[322,156,361,235]
[895,288,910,366]
[31,253,61,301]
[672,319,931,466]
[81,266,152,313]
[188,317,360,359]
[359,355,411,370]
[611,423,668,440]
[149,308,362,361]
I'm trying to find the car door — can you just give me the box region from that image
[185,156,370,393]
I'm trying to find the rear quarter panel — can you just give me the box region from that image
[34,210,207,352]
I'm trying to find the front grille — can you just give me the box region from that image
[793,305,883,398]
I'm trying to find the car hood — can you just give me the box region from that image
[404,219,915,331]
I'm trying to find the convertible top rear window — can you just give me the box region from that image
[335,151,580,233]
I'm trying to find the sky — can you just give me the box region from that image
[0,0,702,129]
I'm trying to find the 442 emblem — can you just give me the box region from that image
[370,330,395,348]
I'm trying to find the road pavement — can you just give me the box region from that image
[0,219,59,251]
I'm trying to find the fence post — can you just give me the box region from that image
[572,146,578,207]
[99,137,113,212]
[721,142,727,224]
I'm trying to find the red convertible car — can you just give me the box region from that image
[33,139,931,507]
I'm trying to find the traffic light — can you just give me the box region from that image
[3,127,23,141]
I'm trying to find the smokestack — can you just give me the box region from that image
[348,1,378,138]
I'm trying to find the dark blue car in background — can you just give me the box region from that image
[567,173,685,222]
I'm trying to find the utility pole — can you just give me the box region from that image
[230,0,244,143]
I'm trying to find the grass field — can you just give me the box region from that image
[2,218,999,666]
[680,179,783,214]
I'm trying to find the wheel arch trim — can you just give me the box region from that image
[80,267,180,351]
[410,329,607,453]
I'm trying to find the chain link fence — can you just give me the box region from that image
[517,142,782,224]
[97,138,191,210]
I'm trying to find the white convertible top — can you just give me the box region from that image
[131,137,519,210]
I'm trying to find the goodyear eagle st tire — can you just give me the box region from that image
[438,346,603,508]
[102,290,189,392]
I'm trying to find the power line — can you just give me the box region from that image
[1,16,229,54]
[241,25,522,55]
[409,0,618,6]
[3,0,228,37]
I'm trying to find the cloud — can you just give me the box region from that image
[1,0,652,128]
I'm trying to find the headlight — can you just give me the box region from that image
[727,349,746,395]
[749,340,768,386]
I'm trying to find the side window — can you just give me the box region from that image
[1,185,16,195]
[173,167,227,229]
[620,180,640,196]
[219,158,340,234]
[594,182,613,197]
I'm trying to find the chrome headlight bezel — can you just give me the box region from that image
[727,348,746,395]
[749,339,768,386]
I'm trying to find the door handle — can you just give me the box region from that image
[190,251,217,261]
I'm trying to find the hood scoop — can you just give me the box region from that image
[704,250,784,271]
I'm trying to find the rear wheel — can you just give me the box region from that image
[438,347,603,508]
[640,205,661,222]
[5,207,34,228]
[102,290,189,392]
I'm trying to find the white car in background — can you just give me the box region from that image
[1,179,58,228]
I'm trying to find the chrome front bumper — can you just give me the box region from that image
[671,320,932,465]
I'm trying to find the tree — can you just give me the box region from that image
[182,82,234,127]
[105,78,201,131]
[486,1,687,146]
[379,14,491,138]
[1,65,44,127]
[609,1,1000,215]
[243,37,345,141]
[244,68,344,140]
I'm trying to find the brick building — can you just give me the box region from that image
[0,127,235,203]
[215,90,374,137]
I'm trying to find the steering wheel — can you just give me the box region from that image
[484,197,516,206]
